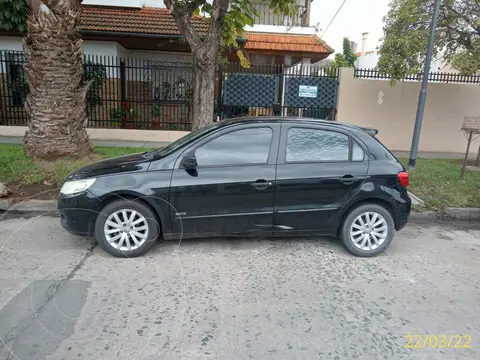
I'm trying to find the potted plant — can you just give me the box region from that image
[151,104,162,129]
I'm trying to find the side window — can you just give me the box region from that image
[195,127,273,167]
[352,140,365,161]
[286,127,349,162]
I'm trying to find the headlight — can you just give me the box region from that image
[60,178,96,195]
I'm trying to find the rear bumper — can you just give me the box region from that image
[393,194,411,231]
[58,190,102,236]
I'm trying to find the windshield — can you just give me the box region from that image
[155,122,221,157]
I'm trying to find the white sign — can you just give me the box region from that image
[298,85,318,98]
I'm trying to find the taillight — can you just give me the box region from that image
[398,171,409,187]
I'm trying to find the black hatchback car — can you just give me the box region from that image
[58,117,411,258]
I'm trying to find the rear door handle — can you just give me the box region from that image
[340,175,356,185]
[253,179,272,190]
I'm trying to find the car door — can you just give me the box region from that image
[273,123,368,234]
[169,123,280,237]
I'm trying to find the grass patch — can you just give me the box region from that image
[399,158,480,211]
[0,144,152,186]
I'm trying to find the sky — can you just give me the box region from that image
[310,0,390,55]
[82,0,391,55]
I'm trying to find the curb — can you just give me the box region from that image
[0,199,58,213]
[1,200,479,221]
[410,208,480,221]
[445,207,480,221]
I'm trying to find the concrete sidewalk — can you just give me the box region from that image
[0,135,472,159]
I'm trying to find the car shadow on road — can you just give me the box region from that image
[144,234,346,256]
[88,234,347,259]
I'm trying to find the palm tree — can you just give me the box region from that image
[24,0,92,160]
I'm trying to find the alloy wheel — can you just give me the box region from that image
[349,211,388,251]
[103,209,149,251]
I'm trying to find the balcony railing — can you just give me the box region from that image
[253,4,308,27]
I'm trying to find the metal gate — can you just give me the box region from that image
[219,62,339,120]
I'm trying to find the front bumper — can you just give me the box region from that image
[58,190,102,236]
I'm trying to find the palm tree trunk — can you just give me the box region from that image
[23,0,92,160]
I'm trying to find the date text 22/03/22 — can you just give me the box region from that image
[405,334,471,349]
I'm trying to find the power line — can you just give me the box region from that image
[321,0,349,38]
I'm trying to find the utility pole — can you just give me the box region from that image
[408,0,441,169]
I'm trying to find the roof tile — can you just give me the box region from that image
[80,6,334,55]
[81,5,208,36]
[245,33,333,54]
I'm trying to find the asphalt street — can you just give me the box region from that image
[0,214,479,360]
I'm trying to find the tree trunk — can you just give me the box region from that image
[23,0,93,160]
[164,0,228,132]
[191,52,217,131]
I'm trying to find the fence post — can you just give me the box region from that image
[217,62,223,120]
[335,67,355,123]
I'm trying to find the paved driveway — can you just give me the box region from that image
[0,215,479,360]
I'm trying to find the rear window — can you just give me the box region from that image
[286,128,350,162]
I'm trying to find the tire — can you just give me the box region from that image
[95,199,160,258]
[340,203,395,257]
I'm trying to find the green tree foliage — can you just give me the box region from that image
[331,37,358,68]
[378,0,480,81]
[0,0,27,32]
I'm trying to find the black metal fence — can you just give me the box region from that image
[1,50,340,129]
[0,51,28,125]
[1,50,194,130]
[82,55,193,131]
[355,68,480,84]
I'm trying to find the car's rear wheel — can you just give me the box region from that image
[95,200,160,257]
[340,203,395,257]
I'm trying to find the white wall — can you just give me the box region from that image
[0,36,23,51]
[0,36,24,73]
[82,40,118,57]
[0,37,121,57]
[117,43,128,58]
[355,52,380,69]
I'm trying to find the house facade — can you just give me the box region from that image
[1,1,329,65]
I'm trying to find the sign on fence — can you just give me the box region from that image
[298,85,318,98]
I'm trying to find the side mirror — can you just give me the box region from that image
[180,152,197,169]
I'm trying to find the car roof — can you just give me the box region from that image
[217,116,369,133]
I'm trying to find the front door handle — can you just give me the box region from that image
[253,179,272,190]
[340,175,356,185]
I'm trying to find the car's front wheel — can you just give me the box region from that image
[95,200,160,257]
[340,203,395,257]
